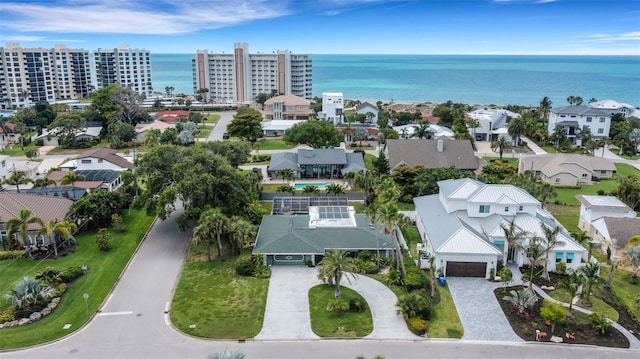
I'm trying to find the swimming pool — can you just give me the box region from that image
[294,182,331,190]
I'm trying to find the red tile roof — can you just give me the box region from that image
[155,110,190,123]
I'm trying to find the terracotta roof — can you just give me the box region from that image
[386,139,479,170]
[0,122,17,134]
[154,110,189,123]
[75,148,134,170]
[0,192,73,229]
[265,94,310,106]
[421,112,439,124]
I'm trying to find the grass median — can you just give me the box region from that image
[308,285,373,337]
[0,209,154,350]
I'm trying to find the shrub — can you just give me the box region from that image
[597,189,605,196]
[589,313,612,335]
[35,267,63,285]
[404,266,428,292]
[35,139,44,146]
[326,298,350,313]
[396,291,430,320]
[357,250,372,261]
[234,259,256,276]
[0,309,16,323]
[53,283,67,297]
[407,317,428,336]
[353,259,379,274]
[60,266,84,283]
[111,213,124,233]
[253,266,271,279]
[0,250,27,260]
[349,298,367,312]
[385,268,403,286]
[95,228,111,251]
[540,301,566,333]
[554,261,567,275]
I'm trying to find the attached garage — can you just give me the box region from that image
[446,261,487,277]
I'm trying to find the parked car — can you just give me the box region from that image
[222,132,230,139]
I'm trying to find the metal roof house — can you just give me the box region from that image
[577,195,639,249]
[252,204,395,266]
[414,178,587,278]
[267,148,366,179]
[547,105,611,145]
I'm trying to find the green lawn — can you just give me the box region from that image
[428,285,464,338]
[552,163,639,206]
[350,202,366,214]
[546,204,580,232]
[401,226,421,257]
[482,157,519,167]
[598,266,640,322]
[308,284,373,337]
[205,114,220,123]
[46,141,110,155]
[364,154,376,172]
[0,209,154,350]
[259,201,273,214]
[0,132,39,157]
[254,139,295,150]
[170,252,269,339]
[397,202,415,211]
[196,125,212,138]
[548,288,619,322]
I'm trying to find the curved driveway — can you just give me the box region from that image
[2,208,638,359]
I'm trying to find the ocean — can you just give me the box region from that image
[151,54,640,107]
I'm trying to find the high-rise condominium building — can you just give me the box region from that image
[94,45,152,97]
[192,43,312,104]
[0,43,91,109]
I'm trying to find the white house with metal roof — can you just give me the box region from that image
[466,107,520,142]
[547,105,612,145]
[414,178,587,278]
[590,99,640,119]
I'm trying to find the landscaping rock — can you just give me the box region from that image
[47,301,58,310]
[29,312,42,321]
[550,335,563,343]
[0,324,4,329]
[6,320,18,328]
[51,297,61,305]
[547,286,555,291]
[18,318,31,326]
[541,285,548,290]
[41,308,51,317]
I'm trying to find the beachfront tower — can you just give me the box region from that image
[192,43,312,104]
[93,45,152,97]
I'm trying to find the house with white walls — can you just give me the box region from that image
[590,99,640,119]
[320,92,344,124]
[414,178,587,278]
[577,195,639,248]
[466,107,520,142]
[74,148,134,171]
[355,102,378,124]
[547,105,611,145]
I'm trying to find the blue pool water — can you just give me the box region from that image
[294,183,330,190]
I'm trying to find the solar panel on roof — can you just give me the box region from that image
[271,196,348,215]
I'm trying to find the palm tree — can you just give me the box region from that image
[540,223,564,280]
[5,208,44,258]
[165,86,174,97]
[32,178,56,188]
[559,269,585,314]
[576,125,592,147]
[396,291,429,319]
[500,217,528,266]
[507,117,526,146]
[467,118,481,140]
[144,129,161,147]
[354,170,376,205]
[325,183,345,196]
[276,169,295,183]
[276,184,295,196]
[228,217,256,255]
[552,124,565,149]
[192,208,229,262]
[19,89,31,108]
[623,245,640,284]
[197,88,210,103]
[491,135,511,160]
[579,262,600,306]
[538,96,553,129]
[377,202,406,277]
[525,236,547,291]
[537,183,556,209]
[567,96,576,105]
[37,219,75,257]
[411,122,432,140]
[60,171,85,191]
[317,249,357,299]
[574,96,584,106]
[3,171,32,193]
[302,185,320,196]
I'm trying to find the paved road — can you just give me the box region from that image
[3,207,639,358]
[208,111,235,141]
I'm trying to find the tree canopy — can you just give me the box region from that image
[227,108,263,142]
[283,120,342,148]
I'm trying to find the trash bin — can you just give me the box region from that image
[439,275,446,286]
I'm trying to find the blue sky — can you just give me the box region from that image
[1,0,639,55]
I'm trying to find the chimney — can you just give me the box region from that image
[437,139,444,153]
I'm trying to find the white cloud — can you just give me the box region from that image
[0,0,290,34]
[586,31,640,41]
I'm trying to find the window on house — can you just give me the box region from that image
[582,173,588,178]
[518,205,523,211]
[98,159,103,163]
[586,117,592,122]
[566,252,574,264]
[597,128,604,134]
[556,252,563,263]
[555,178,560,183]
[599,117,605,122]
[600,170,607,175]
[479,205,490,213]
[81,159,91,164]
[504,207,509,212]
